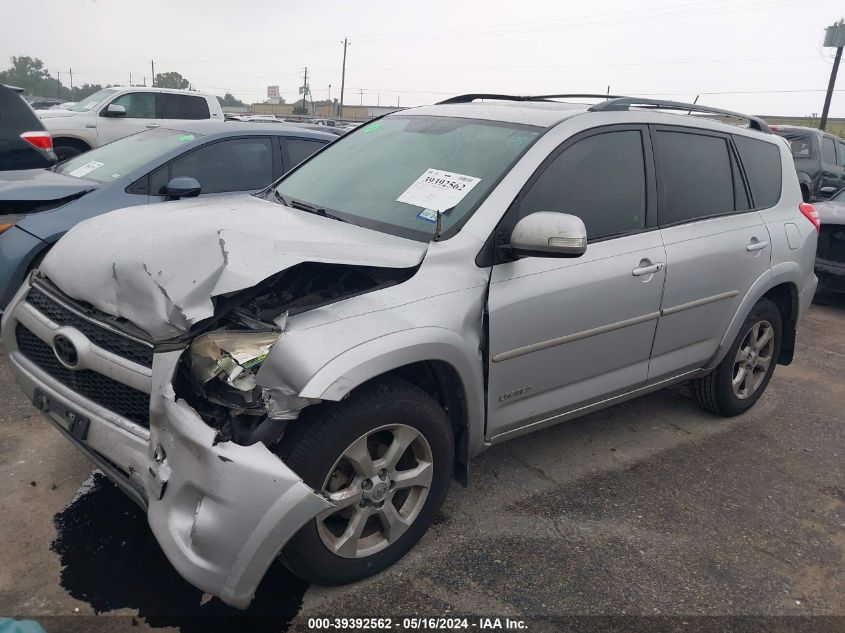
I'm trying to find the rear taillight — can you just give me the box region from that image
[20,130,53,152]
[799,202,820,232]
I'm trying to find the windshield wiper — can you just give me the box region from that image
[288,198,350,224]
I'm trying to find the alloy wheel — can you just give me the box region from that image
[732,319,775,399]
[317,424,433,558]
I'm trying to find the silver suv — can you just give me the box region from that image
[1,94,819,608]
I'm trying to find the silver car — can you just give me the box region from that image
[0,94,819,608]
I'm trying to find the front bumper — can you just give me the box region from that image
[0,279,332,609]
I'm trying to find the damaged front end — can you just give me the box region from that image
[171,262,415,446]
[145,262,416,606]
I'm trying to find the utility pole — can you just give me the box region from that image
[820,47,842,131]
[69,68,73,95]
[129,72,132,87]
[56,71,61,98]
[339,37,349,118]
[301,66,309,113]
[359,88,363,106]
[151,60,155,87]
[821,20,845,131]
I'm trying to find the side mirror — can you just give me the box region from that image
[819,186,838,198]
[164,177,201,200]
[509,212,587,257]
[104,103,126,117]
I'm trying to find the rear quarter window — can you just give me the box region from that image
[733,136,782,209]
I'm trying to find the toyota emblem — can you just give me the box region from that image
[53,334,78,367]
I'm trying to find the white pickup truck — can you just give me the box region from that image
[38,87,224,159]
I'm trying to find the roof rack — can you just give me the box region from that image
[589,97,770,133]
[437,93,625,104]
[436,93,769,133]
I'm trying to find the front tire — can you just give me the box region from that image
[691,298,782,417]
[277,377,454,585]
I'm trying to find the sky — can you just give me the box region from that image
[1,0,844,116]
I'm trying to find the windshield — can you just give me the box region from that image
[274,115,542,241]
[56,128,202,182]
[67,89,118,112]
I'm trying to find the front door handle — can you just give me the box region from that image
[632,262,664,276]
[145,123,160,128]
[746,240,769,252]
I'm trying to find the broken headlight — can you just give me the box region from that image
[190,330,280,392]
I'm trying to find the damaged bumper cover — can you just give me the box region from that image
[146,388,332,608]
[1,285,332,608]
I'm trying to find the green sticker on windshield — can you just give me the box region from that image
[178,134,195,141]
[362,123,383,133]
[509,134,533,146]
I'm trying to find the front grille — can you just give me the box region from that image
[15,324,150,428]
[818,225,845,263]
[25,287,153,368]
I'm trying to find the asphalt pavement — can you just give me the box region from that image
[0,303,843,633]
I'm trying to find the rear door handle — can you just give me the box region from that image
[746,240,769,252]
[145,123,160,128]
[632,262,664,276]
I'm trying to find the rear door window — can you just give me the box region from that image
[654,130,737,225]
[822,136,837,164]
[162,94,210,120]
[733,135,782,209]
[284,137,327,168]
[150,137,273,194]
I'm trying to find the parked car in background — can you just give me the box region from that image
[814,187,845,298]
[291,122,347,136]
[0,121,333,311]
[0,84,57,171]
[28,98,64,110]
[0,95,817,607]
[36,87,225,160]
[771,125,845,202]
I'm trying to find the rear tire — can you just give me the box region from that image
[691,298,782,417]
[54,140,89,161]
[276,377,454,585]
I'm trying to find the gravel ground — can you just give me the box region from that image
[0,303,843,633]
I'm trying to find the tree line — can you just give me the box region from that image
[0,55,246,107]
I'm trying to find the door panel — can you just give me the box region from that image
[487,231,666,437]
[97,92,161,145]
[650,213,771,379]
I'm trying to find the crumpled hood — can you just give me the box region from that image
[816,200,845,226]
[41,195,428,340]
